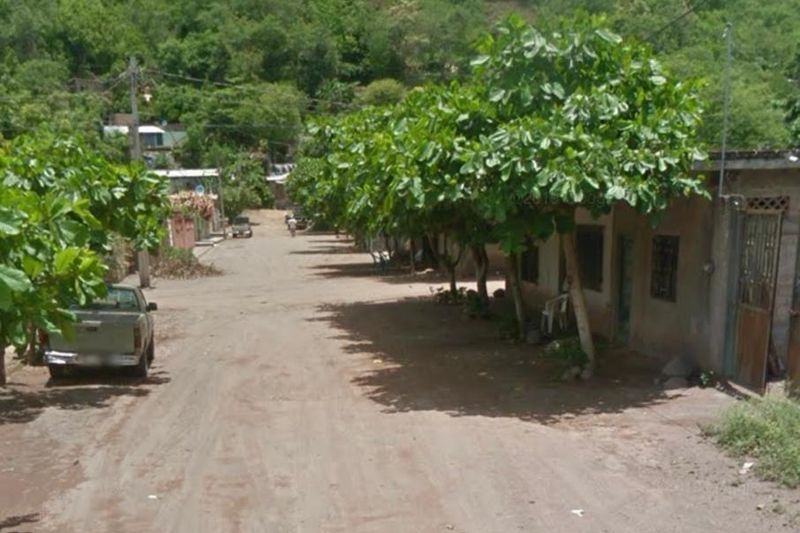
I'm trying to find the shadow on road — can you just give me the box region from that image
[309,261,501,288]
[313,297,670,424]
[0,513,39,532]
[290,245,361,256]
[0,370,169,426]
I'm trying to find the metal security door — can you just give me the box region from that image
[734,210,783,392]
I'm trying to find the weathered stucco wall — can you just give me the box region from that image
[517,198,715,366]
[614,197,714,366]
[518,208,615,338]
[510,166,800,373]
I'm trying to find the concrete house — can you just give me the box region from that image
[515,151,800,392]
[103,116,188,168]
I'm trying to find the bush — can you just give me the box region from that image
[223,184,261,222]
[710,394,800,487]
[543,337,588,367]
[463,289,489,319]
[357,78,406,106]
[153,247,222,279]
[432,286,466,305]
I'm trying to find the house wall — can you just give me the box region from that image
[511,166,800,376]
[518,208,615,337]
[516,199,715,367]
[169,216,196,250]
[614,197,715,367]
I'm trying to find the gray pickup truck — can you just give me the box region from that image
[44,284,157,379]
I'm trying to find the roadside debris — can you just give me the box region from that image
[571,509,585,517]
[739,461,755,475]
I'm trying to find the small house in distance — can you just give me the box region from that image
[155,169,224,247]
[515,151,800,392]
[103,115,187,168]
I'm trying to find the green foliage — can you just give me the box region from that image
[711,394,800,488]
[433,286,467,305]
[699,370,717,388]
[0,133,168,357]
[357,78,406,107]
[223,184,261,222]
[0,0,796,148]
[463,289,490,319]
[2,133,170,251]
[469,17,706,252]
[543,337,589,367]
[177,82,306,165]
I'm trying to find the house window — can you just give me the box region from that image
[651,235,679,301]
[576,225,604,291]
[521,244,539,283]
[140,132,164,148]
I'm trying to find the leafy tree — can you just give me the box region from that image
[222,183,261,222]
[0,134,168,384]
[468,16,705,372]
[357,78,406,107]
[178,82,306,165]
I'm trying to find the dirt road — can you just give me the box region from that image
[1,210,798,532]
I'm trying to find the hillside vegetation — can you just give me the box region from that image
[0,0,798,158]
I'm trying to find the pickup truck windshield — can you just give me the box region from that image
[234,217,249,224]
[84,287,140,311]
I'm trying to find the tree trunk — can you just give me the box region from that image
[447,262,458,294]
[383,234,391,257]
[506,253,526,341]
[562,230,597,377]
[422,235,438,269]
[471,244,489,305]
[24,323,39,365]
[0,341,6,386]
[409,238,417,273]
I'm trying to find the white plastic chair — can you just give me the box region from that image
[541,294,569,335]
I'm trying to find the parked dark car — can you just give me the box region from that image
[232,216,253,238]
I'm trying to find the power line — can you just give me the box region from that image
[645,0,711,44]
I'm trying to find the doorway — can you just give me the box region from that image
[734,209,783,392]
[616,235,634,343]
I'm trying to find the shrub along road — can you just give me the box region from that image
[1,210,798,532]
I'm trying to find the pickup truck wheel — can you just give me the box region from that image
[48,364,67,379]
[131,351,149,379]
[147,339,155,364]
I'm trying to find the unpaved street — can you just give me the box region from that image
[2,211,798,532]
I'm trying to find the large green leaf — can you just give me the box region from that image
[0,265,32,293]
[53,247,82,275]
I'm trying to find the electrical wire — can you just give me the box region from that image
[644,0,711,44]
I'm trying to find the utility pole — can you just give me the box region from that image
[218,172,226,235]
[718,23,733,199]
[128,56,151,288]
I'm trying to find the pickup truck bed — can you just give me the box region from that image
[45,285,157,378]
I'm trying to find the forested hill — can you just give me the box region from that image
[1,0,799,156]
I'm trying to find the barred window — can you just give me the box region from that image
[651,235,679,301]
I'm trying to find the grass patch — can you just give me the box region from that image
[710,394,800,487]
